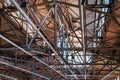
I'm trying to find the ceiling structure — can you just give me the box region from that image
[0,0,120,80]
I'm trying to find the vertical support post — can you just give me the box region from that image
[79,0,86,80]
[54,3,57,47]
[26,12,29,48]
[61,24,65,59]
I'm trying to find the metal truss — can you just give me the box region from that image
[0,0,120,80]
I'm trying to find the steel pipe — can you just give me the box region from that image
[0,74,17,80]
[79,0,87,80]
[0,61,49,80]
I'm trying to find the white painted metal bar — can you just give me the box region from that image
[0,74,17,80]
[28,7,53,47]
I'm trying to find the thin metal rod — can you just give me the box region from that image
[0,34,66,78]
[101,65,120,80]
[54,3,57,47]
[0,61,50,80]
[1,47,120,51]
[79,0,86,80]
[26,13,29,48]
[0,74,17,80]
[28,7,52,47]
